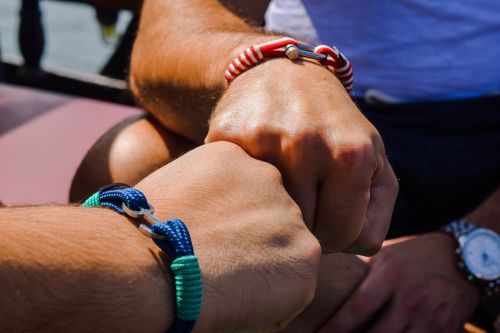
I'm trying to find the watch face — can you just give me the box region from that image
[462,229,500,280]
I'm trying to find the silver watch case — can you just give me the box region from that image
[456,228,500,297]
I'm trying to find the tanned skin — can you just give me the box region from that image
[1,142,325,333]
[323,189,500,332]
[130,0,399,255]
[130,0,273,141]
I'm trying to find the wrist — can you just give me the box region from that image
[210,34,285,86]
[90,208,177,332]
[429,230,483,299]
[0,206,175,332]
[423,233,483,314]
[84,193,183,332]
[210,56,352,125]
[440,221,500,299]
[424,232,471,274]
[224,37,352,93]
[223,56,350,107]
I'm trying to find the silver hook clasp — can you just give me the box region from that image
[122,203,164,225]
[122,203,167,240]
[139,224,166,240]
[285,43,327,62]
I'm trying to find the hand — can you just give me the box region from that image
[206,58,398,254]
[136,142,321,333]
[279,253,368,333]
[321,233,481,333]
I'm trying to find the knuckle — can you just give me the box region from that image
[356,242,383,257]
[286,200,305,225]
[386,166,400,194]
[352,233,384,256]
[259,161,284,184]
[203,141,257,175]
[207,115,233,140]
[281,130,327,156]
[298,237,321,304]
[209,140,245,157]
[402,288,429,314]
[336,139,376,168]
[246,123,280,148]
[304,236,322,268]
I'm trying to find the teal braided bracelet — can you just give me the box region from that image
[82,184,202,333]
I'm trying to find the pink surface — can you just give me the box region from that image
[0,99,140,205]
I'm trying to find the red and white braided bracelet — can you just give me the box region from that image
[225,37,353,93]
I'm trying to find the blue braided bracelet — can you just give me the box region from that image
[82,183,202,333]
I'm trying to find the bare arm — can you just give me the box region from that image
[0,206,173,333]
[131,0,398,254]
[130,0,272,141]
[0,142,321,332]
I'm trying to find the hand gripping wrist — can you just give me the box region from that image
[225,37,354,93]
[83,183,202,333]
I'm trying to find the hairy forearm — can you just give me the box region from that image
[465,186,500,232]
[0,206,172,332]
[130,0,275,141]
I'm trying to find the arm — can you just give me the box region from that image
[130,0,272,141]
[0,206,173,333]
[131,0,398,254]
[0,142,321,333]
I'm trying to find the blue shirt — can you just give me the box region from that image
[266,0,500,101]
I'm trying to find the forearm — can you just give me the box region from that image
[130,0,276,141]
[465,186,500,232]
[0,206,173,332]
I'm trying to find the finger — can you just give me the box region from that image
[319,268,392,333]
[208,117,320,226]
[366,279,445,333]
[346,156,398,255]
[280,254,368,333]
[364,302,411,333]
[284,172,318,228]
[314,163,371,252]
[278,134,328,227]
[407,300,467,333]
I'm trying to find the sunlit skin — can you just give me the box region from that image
[69,0,499,331]
[1,142,325,333]
[130,0,399,255]
[321,188,500,333]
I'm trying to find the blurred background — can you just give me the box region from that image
[0,0,142,206]
[0,0,132,74]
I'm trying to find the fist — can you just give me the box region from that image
[136,142,321,333]
[207,58,398,254]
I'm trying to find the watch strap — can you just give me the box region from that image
[441,219,477,239]
[441,220,500,299]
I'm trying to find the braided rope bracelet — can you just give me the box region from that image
[225,37,354,93]
[82,183,202,333]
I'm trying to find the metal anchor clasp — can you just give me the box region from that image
[284,43,328,62]
[122,203,166,240]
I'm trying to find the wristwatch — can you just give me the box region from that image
[441,220,500,298]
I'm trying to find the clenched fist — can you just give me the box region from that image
[136,142,321,332]
[207,58,398,254]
